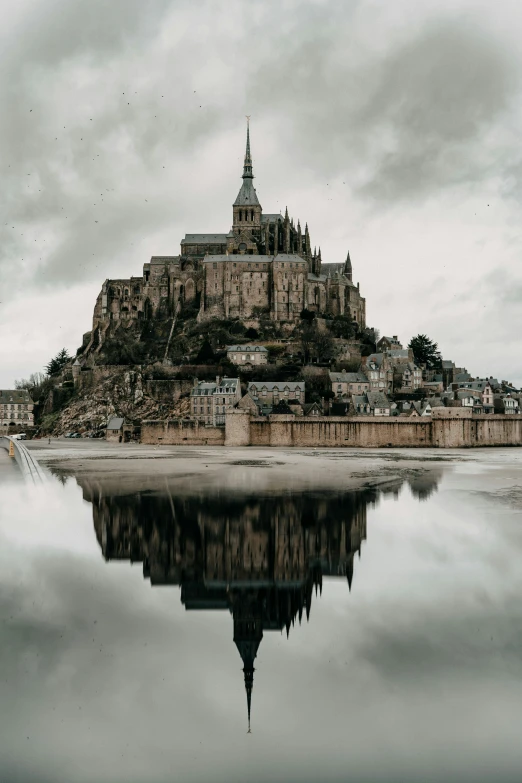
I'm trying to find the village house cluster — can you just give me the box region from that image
[183,334,521,424]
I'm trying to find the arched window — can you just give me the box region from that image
[239,210,243,222]
[251,209,254,221]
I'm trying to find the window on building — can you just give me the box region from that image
[251,210,254,221]
[239,210,243,221]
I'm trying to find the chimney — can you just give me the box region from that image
[193,377,198,388]
[216,375,221,387]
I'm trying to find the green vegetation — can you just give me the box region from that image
[408,334,442,369]
[45,348,71,376]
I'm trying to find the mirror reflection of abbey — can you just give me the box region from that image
[78,474,441,730]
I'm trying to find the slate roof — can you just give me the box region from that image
[303,402,323,415]
[216,378,239,392]
[329,372,368,383]
[261,213,283,223]
[202,254,306,264]
[455,389,482,401]
[107,416,124,430]
[353,395,369,408]
[366,391,390,409]
[387,349,410,360]
[366,353,386,368]
[248,381,304,393]
[191,382,216,397]
[150,256,180,264]
[227,345,268,353]
[181,234,228,244]
[0,390,33,404]
[233,178,261,207]
[441,360,455,369]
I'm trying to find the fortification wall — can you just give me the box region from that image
[142,419,225,446]
[224,412,522,448]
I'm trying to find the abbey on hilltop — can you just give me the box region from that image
[93,121,365,330]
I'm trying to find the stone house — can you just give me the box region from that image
[399,362,423,391]
[0,390,35,432]
[423,380,444,395]
[377,335,402,351]
[363,354,393,392]
[350,392,390,416]
[329,370,369,399]
[385,348,413,364]
[302,401,323,416]
[106,416,125,442]
[494,394,519,414]
[248,381,305,407]
[366,391,391,416]
[191,377,241,426]
[237,392,259,415]
[227,345,268,366]
[352,395,371,415]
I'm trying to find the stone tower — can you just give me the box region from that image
[231,119,262,255]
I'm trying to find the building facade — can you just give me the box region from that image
[190,377,241,426]
[227,345,268,366]
[92,122,365,334]
[329,371,369,399]
[247,381,305,407]
[0,390,35,431]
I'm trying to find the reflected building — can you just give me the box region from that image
[79,474,440,729]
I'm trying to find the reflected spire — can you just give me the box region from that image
[244,663,253,733]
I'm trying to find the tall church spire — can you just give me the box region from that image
[234,118,261,207]
[243,116,253,179]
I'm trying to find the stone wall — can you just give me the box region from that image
[224,412,522,448]
[142,419,225,446]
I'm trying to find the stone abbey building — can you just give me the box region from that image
[93,122,365,330]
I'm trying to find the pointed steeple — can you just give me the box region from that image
[345,250,353,281]
[243,116,253,179]
[234,118,261,207]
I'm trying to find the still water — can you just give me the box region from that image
[1,451,522,782]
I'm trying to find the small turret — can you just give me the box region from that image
[345,250,353,282]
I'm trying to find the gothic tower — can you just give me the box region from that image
[231,119,263,254]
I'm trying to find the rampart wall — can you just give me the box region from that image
[140,412,522,448]
[141,420,225,446]
[224,410,522,448]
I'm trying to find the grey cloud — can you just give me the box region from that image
[249,17,518,202]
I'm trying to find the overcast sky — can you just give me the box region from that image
[1,0,522,387]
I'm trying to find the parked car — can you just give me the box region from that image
[70,433,83,438]
[13,433,26,440]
